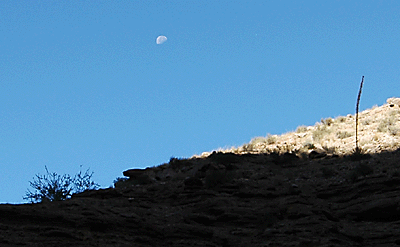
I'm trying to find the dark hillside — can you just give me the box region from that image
[2,148,400,246]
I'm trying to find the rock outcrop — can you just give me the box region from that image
[387,97,400,107]
[2,149,400,246]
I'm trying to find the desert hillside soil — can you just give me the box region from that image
[200,97,400,157]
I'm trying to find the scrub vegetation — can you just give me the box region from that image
[197,96,400,158]
[24,166,99,203]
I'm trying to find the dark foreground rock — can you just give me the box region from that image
[2,149,400,246]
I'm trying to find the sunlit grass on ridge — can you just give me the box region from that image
[195,97,400,158]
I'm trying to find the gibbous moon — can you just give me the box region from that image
[156,35,167,44]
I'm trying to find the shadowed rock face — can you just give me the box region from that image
[2,149,400,246]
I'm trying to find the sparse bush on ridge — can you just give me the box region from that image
[277,144,296,153]
[377,116,397,133]
[387,115,397,125]
[337,116,347,123]
[312,125,331,142]
[250,134,277,145]
[241,143,253,152]
[250,137,267,145]
[213,79,399,157]
[24,166,99,203]
[322,145,337,154]
[168,157,191,171]
[242,134,278,152]
[389,109,400,117]
[113,177,129,188]
[113,175,154,187]
[296,126,308,133]
[377,122,387,132]
[266,134,277,144]
[303,142,315,150]
[336,131,353,139]
[362,119,371,125]
[242,143,255,152]
[388,126,400,136]
[321,117,334,126]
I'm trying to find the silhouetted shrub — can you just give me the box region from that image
[113,177,130,188]
[349,147,370,161]
[169,157,191,171]
[24,166,99,203]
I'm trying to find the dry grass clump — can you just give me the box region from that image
[321,117,334,126]
[312,124,332,142]
[296,125,308,133]
[337,116,347,123]
[362,119,371,125]
[377,122,389,132]
[266,134,278,144]
[241,134,278,152]
[250,137,269,145]
[336,131,353,139]
[251,134,278,145]
[303,142,315,150]
[321,145,337,154]
[377,109,400,135]
[388,126,400,136]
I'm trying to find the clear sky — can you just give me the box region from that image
[1,1,399,203]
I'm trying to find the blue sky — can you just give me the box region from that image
[1,1,399,203]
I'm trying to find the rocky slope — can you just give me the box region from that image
[1,98,400,247]
[2,149,400,246]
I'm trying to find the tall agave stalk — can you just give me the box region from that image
[355,76,364,153]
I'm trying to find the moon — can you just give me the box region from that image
[156,35,167,44]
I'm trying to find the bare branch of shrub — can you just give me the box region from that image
[24,166,99,203]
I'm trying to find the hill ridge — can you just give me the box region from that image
[2,97,400,246]
[197,97,400,158]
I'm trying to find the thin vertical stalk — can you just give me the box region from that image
[355,76,364,153]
